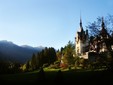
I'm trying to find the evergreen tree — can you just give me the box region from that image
[28,47,57,70]
[31,53,37,70]
[62,41,75,66]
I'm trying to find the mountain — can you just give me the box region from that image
[0,40,44,63]
[21,45,45,51]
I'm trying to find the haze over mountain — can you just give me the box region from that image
[0,40,44,63]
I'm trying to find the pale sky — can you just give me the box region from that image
[0,0,113,50]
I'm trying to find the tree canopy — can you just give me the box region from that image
[86,14,113,36]
[61,41,75,66]
[25,47,57,71]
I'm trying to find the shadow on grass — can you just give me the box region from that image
[0,69,113,85]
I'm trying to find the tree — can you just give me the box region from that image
[30,47,57,70]
[25,60,30,71]
[31,53,37,70]
[48,47,57,64]
[62,41,75,66]
[86,14,113,36]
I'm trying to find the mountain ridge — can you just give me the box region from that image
[0,40,45,63]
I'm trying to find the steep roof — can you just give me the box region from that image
[99,17,109,38]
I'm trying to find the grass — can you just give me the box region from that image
[0,71,38,84]
[0,68,113,85]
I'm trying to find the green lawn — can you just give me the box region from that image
[0,69,113,85]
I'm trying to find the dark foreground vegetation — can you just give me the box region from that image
[0,69,113,85]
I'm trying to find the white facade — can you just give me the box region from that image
[75,19,89,56]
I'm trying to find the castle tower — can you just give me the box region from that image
[99,17,110,52]
[89,17,112,53]
[100,17,109,39]
[75,18,89,56]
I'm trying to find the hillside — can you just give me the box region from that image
[0,40,44,63]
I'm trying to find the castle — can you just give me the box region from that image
[75,18,89,58]
[75,17,113,59]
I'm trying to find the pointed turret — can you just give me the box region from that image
[101,17,105,29]
[100,17,108,38]
[79,17,83,32]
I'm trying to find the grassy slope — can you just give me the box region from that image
[0,69,113,85]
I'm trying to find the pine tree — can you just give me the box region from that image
[31,53,37,70]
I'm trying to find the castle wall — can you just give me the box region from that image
[76,39,88,55]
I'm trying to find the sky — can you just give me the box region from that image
[0,0,113,50]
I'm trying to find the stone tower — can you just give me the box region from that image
[75,18,89,56]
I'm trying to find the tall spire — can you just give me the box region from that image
[100,17,108,38]
[101,17,105,28]
[80,16,82,28]
[79,15,83,32]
